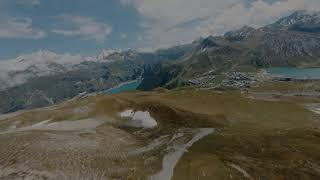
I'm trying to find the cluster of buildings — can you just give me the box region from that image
[222,72,257,89]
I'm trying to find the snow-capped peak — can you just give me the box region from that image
[274,10,320,27]
[97,49,121,60]
[14,49,86,66]
[0,50,93,90]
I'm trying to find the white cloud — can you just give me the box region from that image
[30,0,40,6]
[121,33,127,39]
[0,50,94,90]
[52,15,113,41]
[0,17,46,39]
[197,0,320,36]
[122,0,320,49]
[18,0,40,6]
[7,0,41,6]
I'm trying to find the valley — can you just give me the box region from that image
[0,10,320,180]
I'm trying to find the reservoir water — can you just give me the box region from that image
[268,67,320,79]
[107,80,141,94]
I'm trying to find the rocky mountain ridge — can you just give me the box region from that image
[269,10,320,32]
[0,44,193,114]
[138,11,320,90]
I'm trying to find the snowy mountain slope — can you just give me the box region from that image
[0,50,102,90]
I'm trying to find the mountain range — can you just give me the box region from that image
[138,10,320,90]
[0,46,191,113]
[0,10,320,114]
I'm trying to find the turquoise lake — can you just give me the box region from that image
[268,67,320,79]
[107,80,141,94]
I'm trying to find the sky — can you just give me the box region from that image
[0,0,319,59]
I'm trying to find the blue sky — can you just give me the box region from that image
[0,0,144,58]
[0,0,319,59]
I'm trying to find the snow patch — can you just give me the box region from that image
[120,110,158,128]
[120,109,135,118]
[228,163,252,179]
[305,104,320,115]
[313,108,320,114]
[97,49,121,61]
[1,119,103,134]
[31,119,51,128]
[130,135,170,155]
[150,128,214,180]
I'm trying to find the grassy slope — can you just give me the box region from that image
[115,89,320,179]
[1,89,320,179]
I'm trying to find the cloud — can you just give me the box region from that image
[122,0,320,49]
[30,0,40,6]
[121,33,127,39]
[0,50,92,90]
[18,0,40,6]
[197,0,320,36]
[0,16,46,39]
[1,0,40,7]
[52,15,113,41]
